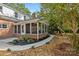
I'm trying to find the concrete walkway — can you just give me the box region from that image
[0,35,54,51]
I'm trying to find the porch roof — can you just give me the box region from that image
[14,19,48,25]
[0,14,18,22]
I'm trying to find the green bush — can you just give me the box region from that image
[7,48,11,52]
[27,39,35,43]
[64,29,72,33]
[18,35,36,43]
[77,29,79,33]
[46,42,50,44]
[12,40,19,44]
[31,46,35,49]
[18,35,29,41]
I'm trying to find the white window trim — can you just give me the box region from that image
[0,24,8,29]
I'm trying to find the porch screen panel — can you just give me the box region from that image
[18,25,21,33]
[42,24,44,33]
[14,25,17,33]
[32,23,37,34]
[26,24,30,33]
[45,24,47,33]
[39,23,41,34]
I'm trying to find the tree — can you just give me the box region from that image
[40,3,79,50]
[40,4,68,34]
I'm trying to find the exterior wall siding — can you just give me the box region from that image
[0,4,30,21]
[2,6,25,20]
[17,13,24,20]
[25,15,30,20]
[2,6,15,18]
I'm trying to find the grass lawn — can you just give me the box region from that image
[0,34,79,56]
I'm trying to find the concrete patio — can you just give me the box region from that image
[0,35,54,51]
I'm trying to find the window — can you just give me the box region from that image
[0,6,2,12]
[24,16,26,20]
[0,24,7,29]
[15,12,18,18]
[3,24,7,28]
[0,24,2,28]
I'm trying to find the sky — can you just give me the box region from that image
[25,3,41,13]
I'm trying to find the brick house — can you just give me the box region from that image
[0,4,48,40]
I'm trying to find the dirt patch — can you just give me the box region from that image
[56,42,71,51]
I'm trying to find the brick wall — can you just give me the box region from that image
[0,19,14,39]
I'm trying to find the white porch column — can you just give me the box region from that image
[21,24,26,35]
[20,24,22,34]
[37,22,39,40]
[45,24,47,33]
[44,24,45,33]
[24,24,26,34]
[17,25,18,34]
[41,23,43,34]
[46,24,48,33]
[30,22,32,34]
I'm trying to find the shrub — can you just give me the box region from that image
[64,29,72,33]
[31,46,35,49]
[7,48,11,52]
[18,35,29,41]
[77,29,79,33]
[46,42,50,44]
[26,39,35,43]
[12,40,19,44]
[27,39,31,43]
